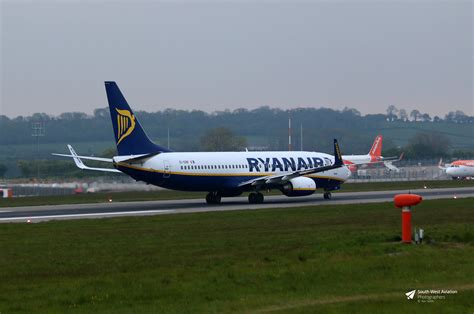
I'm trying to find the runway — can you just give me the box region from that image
[1,187,473,223]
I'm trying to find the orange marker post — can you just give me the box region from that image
[394,194,423,244]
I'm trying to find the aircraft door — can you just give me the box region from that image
[163,160,171,178]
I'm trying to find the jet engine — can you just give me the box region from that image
[281,177,316,197]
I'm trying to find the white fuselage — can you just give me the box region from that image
[342,154,372,165]
[116,151,351,192]
[446,165,474,178]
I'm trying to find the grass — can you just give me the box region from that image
[0,198,473,313]
[0,190,207,208]
[0,179,472,208]
[335,179,473,192]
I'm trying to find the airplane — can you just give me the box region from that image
[53,81,351,204]
[342,135,403,172]
[439,159,474,179]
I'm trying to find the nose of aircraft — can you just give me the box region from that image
[343,165,352,180]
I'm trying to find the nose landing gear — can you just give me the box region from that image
[323,191,332,200]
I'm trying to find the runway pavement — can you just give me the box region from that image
[1,187,473,223]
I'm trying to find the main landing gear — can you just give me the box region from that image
[323,191,332,200]
[248,192,264,204]
[206,192,221,204]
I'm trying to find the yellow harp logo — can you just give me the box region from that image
[116,108,136,144]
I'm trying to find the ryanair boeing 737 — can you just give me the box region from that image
[54,82,351,204]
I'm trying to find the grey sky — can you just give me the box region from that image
[1,0,472,118]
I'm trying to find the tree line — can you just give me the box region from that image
[1,106,472,147]
[0,105,473,178]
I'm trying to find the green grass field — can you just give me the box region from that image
[1,179,472,208]
[1,198,473,313]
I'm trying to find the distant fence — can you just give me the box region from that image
[0,163,462,198]
[6,185,75,197]
[347,165,450,183]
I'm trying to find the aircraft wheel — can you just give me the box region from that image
[249,192,264,204]
[206,192,222,204]
[256,192,264,204]
[248,193,256,204]
[248,193,259,204]
[206,192,213,204]
[323,192,332,200]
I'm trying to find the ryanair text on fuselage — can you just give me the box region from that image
[246,157,331,172]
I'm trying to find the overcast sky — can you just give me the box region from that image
[1,0,472,118]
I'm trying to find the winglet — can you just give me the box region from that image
[334,139,343,166]
[63,144,121,173]
[67,144,86,169]
[438,158,446,170]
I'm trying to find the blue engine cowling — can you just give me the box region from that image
[281,177,316,197]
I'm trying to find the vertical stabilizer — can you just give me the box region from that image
[105,81,169,155]
[369,135,383,157]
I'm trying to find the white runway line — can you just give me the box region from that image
[0,209,173,222]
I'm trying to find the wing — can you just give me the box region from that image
[52,145,121,173]
[239,139,344,188]
[383,161,400,172]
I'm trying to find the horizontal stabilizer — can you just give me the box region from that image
[52,153,113,163]
[52,145,121,173]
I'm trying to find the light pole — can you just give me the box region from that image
[31,121,45,192]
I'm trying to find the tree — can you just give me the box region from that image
[386,105,398,122]
[445,110,468,123]
[200,127,247,152]
[100,147,117,158]
[420,113,431,122]
[342,107,361,117]
[94,108,109,119]
[405,132,451,158]
[0,164,7,178]
[398,109,408,121]
[410,109,421,122]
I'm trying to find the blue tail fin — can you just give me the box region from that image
[333,139,343,166]
[105,81,169,155]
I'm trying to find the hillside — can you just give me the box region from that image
[1,107,473,177]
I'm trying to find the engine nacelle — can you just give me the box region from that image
[281,177,316,197]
